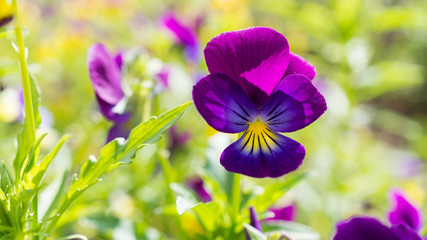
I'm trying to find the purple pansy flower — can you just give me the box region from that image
[265,203,297,222]
[192,27,327,178]
[161,12,200,63]
[186,177,212,203]
[87,43,131,142]
[334,190,424,240]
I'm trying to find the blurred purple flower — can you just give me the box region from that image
[161,12,200,63]
[87,43,131,142]
[192,27,327,178]
[245,207,263,240]
[168,125,191,154]
[186,177,212,203]
[0,16,12,27]
[264,203,297,222]
[156,66,170,89]
[387,190,423,231]
[334,190,424,240]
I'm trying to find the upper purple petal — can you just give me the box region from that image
[259,74,326,133]
[284,52,316,80]
[387,190,423,231]
[390,224,422,240]
[265,203,297,222]
[220,128,305,178]
[161,12,200,62]
[204,27,290,106]
[192,73,258,133]
[334,217,400,240]
[88,43,124,105]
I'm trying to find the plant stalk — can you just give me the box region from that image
[12,0,39,239]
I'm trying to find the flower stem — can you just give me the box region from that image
[12,0,38,238]
[13,0,36,146]
[231,172,241,228]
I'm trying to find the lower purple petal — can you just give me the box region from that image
[334,217,399,240]
[107,121,131,142]
[391,224,422,240]
[284,53,316,80]
[96,95,130,122]
[193,73,258,133]
[388,190,422,231]
[260,74,326,133]
[220,128,305,178]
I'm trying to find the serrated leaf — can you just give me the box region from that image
[24,135,70,188]
[69,101,191,195]
[244,223,267,240]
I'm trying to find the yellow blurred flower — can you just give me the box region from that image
[0,0,13,27]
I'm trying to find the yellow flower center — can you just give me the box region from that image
[241,118,278,154]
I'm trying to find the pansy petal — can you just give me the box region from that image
[192,73,257,133]
[161,12,200,62]
[391,224,422,240]
[88,43,124,105]
[260,74,326,133]
[186,177,212,203]
[334,217,399,240]
[284,52,316,80]
[204,27,290,105]
[388,190,422,231]
[107,121,130,143]
[220,128,305,178]
[96,95,130,122]
[250,207,263,232]
[265,203,297,222]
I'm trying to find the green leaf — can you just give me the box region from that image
[244,223,267,240]
[41,171,69,222]
[263,221,320,240]
[0,161,13,195]
[24,135,71,189]
[192,202,222,232]
[69,101,191,195]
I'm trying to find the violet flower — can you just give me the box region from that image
[265,203,297,222]
[87,43,130,142]
[161,12,200,63]
[186,177,212,203]
[192,27,327,178]
[168,125,191,154]
[245,207,263,240]
[334,190,424,240]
